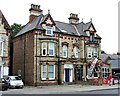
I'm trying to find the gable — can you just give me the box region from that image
[88,23,96,32]
[41,14,56,26]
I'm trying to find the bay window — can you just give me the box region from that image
[0,41,3,56]
[62,45,67,58]
[87,47,92,58]
[48,43,54,56]
[93,46,97,57]
[48,64,55,80]
[41,64,46,80]
[42,42,47,56]
[73,47,79,58]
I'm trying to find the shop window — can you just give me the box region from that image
[102,67,110,78]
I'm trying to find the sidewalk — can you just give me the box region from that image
[23,84,119,94]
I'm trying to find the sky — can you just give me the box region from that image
[0,0,119,54]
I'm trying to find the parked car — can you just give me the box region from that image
[5,76,24,88]
[0,78,9,91]
[112,73,120,85]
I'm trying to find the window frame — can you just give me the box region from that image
[87,47,92,58]
[62,45,67,58]
[73,47,79,58]
[48,64,55,80]
[42,42,47,56]
[48,42,54,56]
[102,67,110,78]
[46,26,53,36]
[41,64,46,80]
[0,41,3,56]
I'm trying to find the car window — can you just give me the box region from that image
[10,76,21,80]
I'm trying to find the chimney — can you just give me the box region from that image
[29,4,43,23]
[68,13,79,24]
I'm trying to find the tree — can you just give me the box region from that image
[101,50,106,54]
[11,23,22,39]
[9,23,22,75]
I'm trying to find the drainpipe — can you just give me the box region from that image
[35,31,38,86]
[58,32,61,84]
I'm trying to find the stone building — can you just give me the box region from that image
[0,10,11,78]
[13,4,110,86]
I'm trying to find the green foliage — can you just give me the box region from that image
[101,50,106,54]
[11,23,22,39]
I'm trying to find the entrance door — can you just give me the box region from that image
[65,69,70,82]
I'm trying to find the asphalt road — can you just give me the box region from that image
[0,84,119,96]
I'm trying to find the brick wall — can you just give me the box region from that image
[13,31,34,86]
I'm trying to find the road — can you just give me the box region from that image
[0,84,119,96]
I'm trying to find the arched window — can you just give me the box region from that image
[62,45,67,58]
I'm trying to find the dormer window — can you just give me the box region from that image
[90,33,94,42]
[46,26,53,36]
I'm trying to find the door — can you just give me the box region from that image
[65,69,69,82]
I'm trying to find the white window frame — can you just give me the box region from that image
[46,26,53,36]
[87,47,92,58]
[41,64,46,80]
[0,41,3,56]
[102,67,110,78]
[62,45,67,58]
[73,47,79,58]
[48,64,55,80]
[48,42,54,56]
[93,47,97,57]
[42,42,47,56]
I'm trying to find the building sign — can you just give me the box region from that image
[87,58,98,78]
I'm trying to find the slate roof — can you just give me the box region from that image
[100,54,120,69]
[15,13,101,39]
[0,10,11,30]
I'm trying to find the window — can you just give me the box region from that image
[48,43,54,56]
[102,67,110,78]
[87,47,92,58]
[41,64,46,80]
[62,45,67,58]
[73,47,79,58]
[46,27,53,36]
[94,66,99,77]
[93,46,97,57]
[48,65,55,80]
[0,41,3,56]
[42,42,47,56]
[90,34,94,42]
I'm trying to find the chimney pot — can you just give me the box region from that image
[29,4,43,23]
[68,13,79,24]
